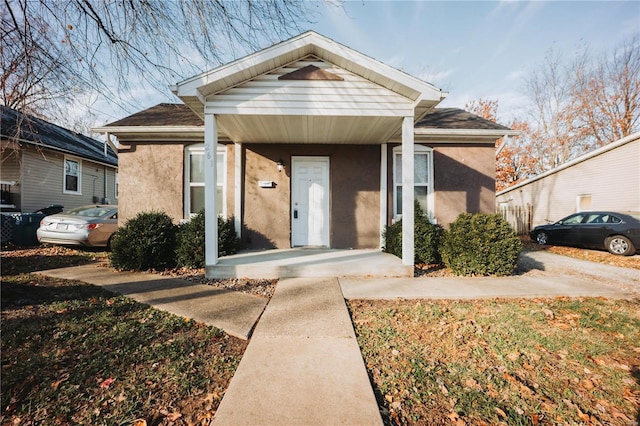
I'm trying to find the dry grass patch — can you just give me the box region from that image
[1,273,246,425]
[350,298,640,425]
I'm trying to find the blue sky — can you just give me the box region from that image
[309,1,639,123]
[87,1,639,128]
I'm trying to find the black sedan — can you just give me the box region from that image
[530,211,640,256]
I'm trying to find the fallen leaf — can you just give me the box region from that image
[580,379,594,390]
[166,412,181,422]
[507,352,520,361]
[495,407,507,419]
[132,420,147,426]
[439,382,449,396]
[99,377,115,388]
[447,411,466,426]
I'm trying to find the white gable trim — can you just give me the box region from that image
[173,31,445,106]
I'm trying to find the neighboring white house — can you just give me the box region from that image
[496,132,640,232]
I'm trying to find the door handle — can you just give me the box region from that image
[294,210,298,219]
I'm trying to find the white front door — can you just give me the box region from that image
[291,156,330,247]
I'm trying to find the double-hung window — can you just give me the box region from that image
[392,144,434,220]
[185,144,226,218]
[63,156,82,194]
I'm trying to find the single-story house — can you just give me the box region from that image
[1,106,118,213]
[496,131,640,232]
[94,31,516,274]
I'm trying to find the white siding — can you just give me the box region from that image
[497,137,640,226]
[20,148,118,212]
[206,57,414,117]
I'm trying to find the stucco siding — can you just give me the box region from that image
[242,144,381,250]
[117,142,184,224]
[20,148,117,213]
[496,136,640,227]
[432,144,496,226]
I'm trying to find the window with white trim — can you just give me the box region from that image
[115,171,118,199]
[185,144,226,218]
[393,144,434,220]
[63,156,82,194]
[577,194,592,212]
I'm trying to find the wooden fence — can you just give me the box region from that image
[498,204,533,235]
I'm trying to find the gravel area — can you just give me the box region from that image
[159,268,278,298]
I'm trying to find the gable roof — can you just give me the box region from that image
[172,31,446,119]
[1,106,117,166]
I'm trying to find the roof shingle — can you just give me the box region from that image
[1,106,117,166]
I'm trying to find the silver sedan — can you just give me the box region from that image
[37,205,118,248]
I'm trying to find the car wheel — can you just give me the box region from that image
[606,235,635,256]
[535,231,548,245]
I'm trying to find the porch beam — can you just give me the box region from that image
[379,143,387,249]
[401,116,414,266]
[205,113,219,270]
[234,142,242,238]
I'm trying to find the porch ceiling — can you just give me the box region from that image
[217,114,403,144]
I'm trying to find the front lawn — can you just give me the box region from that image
[351,298,640,425]
[1,270,246,425]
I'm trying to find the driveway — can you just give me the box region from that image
[518,249,640,297]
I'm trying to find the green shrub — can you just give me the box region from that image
[217,216,241,257]
[175,211,241,268]
[176,210,206,268]
[110,211,177,271]
[383,201,443,264]
[440,212,521,276]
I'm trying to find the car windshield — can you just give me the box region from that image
[64,206,111,217]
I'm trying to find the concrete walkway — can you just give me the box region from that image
[37,264,268,340]
[213,278,382,425]
[35,254,638,426]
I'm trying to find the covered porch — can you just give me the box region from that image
[171,31,447,278]
[207,248,412,279]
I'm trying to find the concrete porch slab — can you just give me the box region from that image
[206,248,412,279]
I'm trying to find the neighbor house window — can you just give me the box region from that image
[185,144,226,218]
[63,156,81,194]
[393,144,434,220]
[577,194,592,212]
[115,171,118,199]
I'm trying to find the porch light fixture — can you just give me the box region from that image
[276,160,284,172]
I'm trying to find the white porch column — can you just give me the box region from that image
[234,142,242,238]
[401,116,414,265]
[204,113,218,267]
[379,143,387,249]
